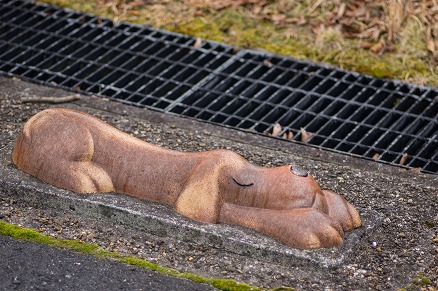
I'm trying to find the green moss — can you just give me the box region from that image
[398,271,435,290]
[119,256,180,277]
[172,18,225,43]
[0,221,268,291]
[0,221,116,258]
[120,256,262,290]
[412,272,431,286]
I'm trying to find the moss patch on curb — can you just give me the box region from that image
[412,272,432,286]
[120,256,263,290]
[0,221,275,291]
[399,272,434,291]
[0,220,116,258]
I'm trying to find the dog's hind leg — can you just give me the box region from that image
[12,109,114,193]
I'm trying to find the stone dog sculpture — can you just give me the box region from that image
[12,108,361,249]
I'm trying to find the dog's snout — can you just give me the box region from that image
[290,164,308,177]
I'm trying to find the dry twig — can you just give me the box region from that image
[21,94,81,104]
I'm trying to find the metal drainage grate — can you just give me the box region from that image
[0,0,437,174]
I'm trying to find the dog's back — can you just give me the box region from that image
[12,108,197,204]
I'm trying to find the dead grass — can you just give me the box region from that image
[38,0,437,87]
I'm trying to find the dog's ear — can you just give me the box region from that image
[174,160,223,223]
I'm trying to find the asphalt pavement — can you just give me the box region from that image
[0,235,215,291]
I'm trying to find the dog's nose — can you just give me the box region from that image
[290,164,308,177]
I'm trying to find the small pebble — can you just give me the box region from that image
[13,277,21,285]
[2,159,11,166]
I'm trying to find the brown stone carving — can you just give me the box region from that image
[12,108,361,249]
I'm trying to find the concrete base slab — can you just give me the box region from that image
[0,161,381,268]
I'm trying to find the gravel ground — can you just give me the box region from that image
[0,76,437,290]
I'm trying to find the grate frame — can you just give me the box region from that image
[0,0,437,174]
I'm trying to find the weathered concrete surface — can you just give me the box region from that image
[0,76,437,289]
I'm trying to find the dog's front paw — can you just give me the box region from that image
[220,203,345,249]
[284,209,344,249]
[322,190,362,232]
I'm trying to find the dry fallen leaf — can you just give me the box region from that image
[370,38,385,54]
[300,127,313,142]
[361,41,373,49]
[271,122,282,136]
[263,59,273,67]
[128,0,146,7]
[399,153,409,165]
[281,130,294,140]
[372,153,380,160]
[337,2,346,19]
[426,27,435,54]
[271,14,286,23]
[252,5,262,14]
[296,17,307,26]
[193,37,203,49]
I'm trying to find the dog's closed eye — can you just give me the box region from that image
[232,177,254,188]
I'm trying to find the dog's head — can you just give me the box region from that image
[219,161,361,231]
[220,162,328,212]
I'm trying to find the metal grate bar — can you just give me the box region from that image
[0,0,437,174]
